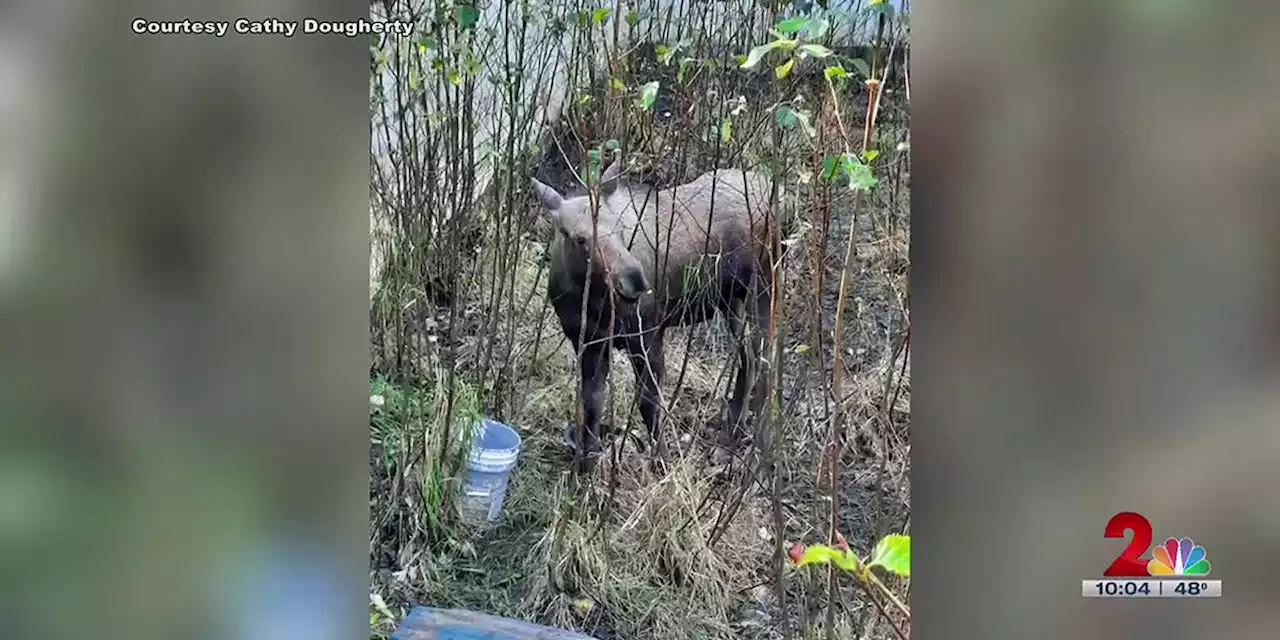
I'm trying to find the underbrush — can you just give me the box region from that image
[369,368,481,575]
[368,225,909,638]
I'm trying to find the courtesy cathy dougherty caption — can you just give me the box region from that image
[131,18,414,38]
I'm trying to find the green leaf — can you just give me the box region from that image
[774,106,797,128]
[799,43,834,58]
[605,138,620,151]
[775,58,795,79]
[774,16,809,33]
[795,544,839,566]
[592,7,610,24]
[794,344,810,355]
[823,153,879,191]
[638,81,660,110]
[476,144,497,169]
[848,57,872,77]
[657,43,678,65]
[741,40,794,69]
[810,17,831,39]
[795,544,860,572]
[461,51,482,76]
[775,105,816,138]
[677,58,693,84]
[609,76,625,90]
[720,118,732,142]
[447,69,462,86]
[861,149,880,162]
[775,15,830,38]
[586,149,602,183]
[867,534,910,577]
[626,9,640,25]
[821,155,841,181]
[794,109,817,138]
[454,4,480,28]
[843,156,878,191]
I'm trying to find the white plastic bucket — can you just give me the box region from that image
[459,418,522,523]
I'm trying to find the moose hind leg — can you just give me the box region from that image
[728,276,773,445]
[725,300,754,445]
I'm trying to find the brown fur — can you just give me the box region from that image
[530,159,777,470]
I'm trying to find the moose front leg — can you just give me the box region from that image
[746,290,772,431]
[576,340,612,458]
[627,330,668,460]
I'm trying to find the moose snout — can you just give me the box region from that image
[614,267,651,301]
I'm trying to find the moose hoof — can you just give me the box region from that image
[562,422,608,457]
[708,444,737,470]
[647,453,670,475]
[709,419,751,450]
[574,452,602,475]
[648,437,670,466]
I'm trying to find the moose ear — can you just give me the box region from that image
[530,178,562,213]
[599,157,624,186]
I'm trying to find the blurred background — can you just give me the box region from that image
[914,0,1280,638]
[0,0,369,639]
[0,0,1275,638]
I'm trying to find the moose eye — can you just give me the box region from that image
[573,235,588,246]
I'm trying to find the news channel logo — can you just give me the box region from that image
[1082,511,1221,598]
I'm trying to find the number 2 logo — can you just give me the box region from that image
[1103,511,1153,577]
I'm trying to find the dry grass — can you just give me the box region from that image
[370,180,910,638]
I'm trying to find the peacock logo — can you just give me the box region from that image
[1147,536,1211,577]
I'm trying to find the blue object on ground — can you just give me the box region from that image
[390,606,599,640]
[460,418,522,522]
